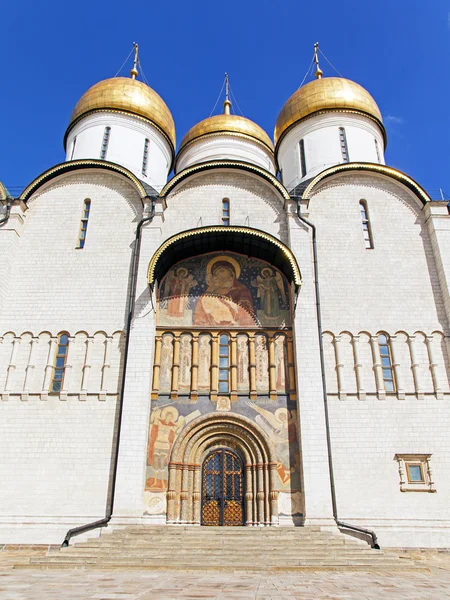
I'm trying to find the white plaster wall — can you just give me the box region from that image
[66,113,173,191]
[328,396,450,547]
[0,395,118,543]
[0,170,145,543]
[162,170,288,243]
[309,173,447,333]
[176,135,276,174]
[0,170,143,335]
[308,172,450,546]
[278,113,385,191]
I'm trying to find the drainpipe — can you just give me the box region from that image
[62,197,156,547]
[0,198,12,227]
[294,195,380,550]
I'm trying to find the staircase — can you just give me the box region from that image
[18,526,419,571]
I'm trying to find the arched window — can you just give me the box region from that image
[51,333,69,393]
[70,136,77,160]
[299,139,307,178]
[222,198,230,226]
[378,334,395,392]
[339,127,349,162]
[77,199,91,249]
[142,138,149,175]
[374,138,381,163]
[218,334,230,393]
[100,126,111,159]
[359,200,373,249]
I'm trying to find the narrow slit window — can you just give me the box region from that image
[51,334,69,393]
[378,334,395,392]
[339,127,349,162]
[100,126,111,159]
[222,198,230,226]
[70,136,77,160]
[299,139,307,178]
[142,138,149,175]
[374,138,381,163]
[77,199,91,249]
[359,200,373,249]
[218,334,230,393]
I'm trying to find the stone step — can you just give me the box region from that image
[24,557,418,571]
[17,525,419,571]
[55,552,380,568]
[77,538,348,548]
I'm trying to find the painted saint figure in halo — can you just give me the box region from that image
[252,267,287,322]
[162,267,198,318]
[193,256,256,327]
[146,406,185,491]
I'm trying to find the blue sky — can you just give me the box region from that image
[1,0,449,198]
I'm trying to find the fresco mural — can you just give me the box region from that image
[145,396,302,520]
[158,252,291,328]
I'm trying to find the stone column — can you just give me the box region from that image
[151,335,162,399]
[286,198,335,528]
[268,334,277,400]
[22,336,38,399]
[426,334,443,400]
[112,207,161,519]
[100,336,112,401]
[248,334,257,400]
[170,335,180,399]
[80,336,94,401]
[3,336,19,399]
[408,335,424,400]
[389,335,405,400]
[352,335,365,400]
[333,335,346,400]
[41,336,58,400]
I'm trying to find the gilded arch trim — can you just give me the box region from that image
[20,160,147,202]
[147,226,302,287]
[161,161,290,201]
[302,163,431,206]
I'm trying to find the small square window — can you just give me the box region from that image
[395,454,435,493]
[407,464,424,483]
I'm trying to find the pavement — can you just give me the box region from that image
[1,549,450,599]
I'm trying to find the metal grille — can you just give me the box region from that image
[201,449,244,526]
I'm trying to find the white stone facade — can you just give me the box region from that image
[1,82,450,549]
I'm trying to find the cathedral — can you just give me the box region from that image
[1,44,450,551]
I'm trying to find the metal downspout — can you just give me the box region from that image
[294,195,380,550]
[62,197,156,547]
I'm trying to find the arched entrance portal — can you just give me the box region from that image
[201,448,244,526]
[167,413,279,526]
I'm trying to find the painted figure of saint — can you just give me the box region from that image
[162,267,198,318]
[246,400,297,486]
[146,406,185,491]
[193,256,255,327]
[252,268,286,322]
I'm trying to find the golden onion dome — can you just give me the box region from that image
[274,77,383,146]
[178,112,274,155]
[66,77,176,150]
